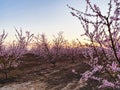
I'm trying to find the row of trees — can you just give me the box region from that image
[1,0,120,89]
[0,29,84,80]
[31,32,83,66]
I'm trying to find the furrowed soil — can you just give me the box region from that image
[0,54,91,90]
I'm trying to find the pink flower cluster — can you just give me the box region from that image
[69,0,120,89]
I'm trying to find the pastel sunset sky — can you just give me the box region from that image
[0,0,108,42]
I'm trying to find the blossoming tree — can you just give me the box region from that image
[0,29,34,80]
[68,0,120,89]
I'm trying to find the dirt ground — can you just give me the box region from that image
[0,55,90,90]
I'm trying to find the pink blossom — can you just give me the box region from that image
[109,61,120,72]
[117,74,120,79]
[99,80,115,88]
[117,51,120,58]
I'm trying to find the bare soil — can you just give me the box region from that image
[0,54,91,90]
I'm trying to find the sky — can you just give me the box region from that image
[0,0,108,43]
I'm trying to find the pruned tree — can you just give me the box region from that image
[52,32,67,63]
[0,30,10,80]
[15,28,34,51]
[0,29,34,80]
[34,33,56,66]
[65,40,80,63]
